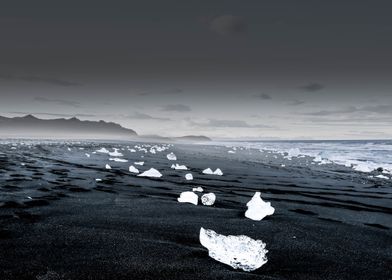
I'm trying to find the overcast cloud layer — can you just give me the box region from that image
[1,0,391,139]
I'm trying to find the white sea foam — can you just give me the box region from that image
[209,140,392,175]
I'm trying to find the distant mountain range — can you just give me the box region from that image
[0,115,211,141]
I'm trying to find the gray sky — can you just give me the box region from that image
[1,0,392,139]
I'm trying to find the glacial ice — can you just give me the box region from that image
[192,187,204,192]
[245,192,275,221]
[172,163,188,170]
[109,158,128,162]
[185,173,193,180]
[201,193,216,206]
[375,174,389,180]
[129,165,139,174]
[96,148,110,154]
[105,164,111,169]
[109,148,123,157]
[213,168,223,176]
[199,228,268,272]
[167,152,177,161]
[138,168,162,178]
[177,191,198,205]
[202,168,214,175]
[203,168,223,176]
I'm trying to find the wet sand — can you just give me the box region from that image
[0,141,391,279]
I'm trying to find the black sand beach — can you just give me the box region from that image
[0,141,391,280]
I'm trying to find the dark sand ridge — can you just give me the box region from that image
[0,141,391,279]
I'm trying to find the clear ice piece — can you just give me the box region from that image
[185,173,193,180]
[138,168,162,178]
[177,191,198,205]
[201,193,216,206]
[199,227,268,272]
[245,192,275,221]
[167,152,177,161]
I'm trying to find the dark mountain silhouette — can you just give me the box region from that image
[174,135,211,142]
[0,115,137,139]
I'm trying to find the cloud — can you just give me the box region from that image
[0,74,82,87]
[126,112,170,121]
[190,119,274,128]
[299,83,325,92]
[287,100,305,106]
[33,97,81,108]
[207,15,247,35]
[161,104,191,112]
[302,104,392,116]
[255,93,272,100]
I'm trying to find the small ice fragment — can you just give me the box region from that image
[109,158,128,162]
[105,164,111,170]
[167,152,177,161]
[245,192,275,221]
[213,168,223,176]
[199,228,268,272]
[27,196,32,200]
[202,168,214,175]
[193,187,204,192]
[129,165,139,174]
[172,164,188,170]
[177,191,198,205]
[95,178,102,182]
[134,161,144,166]
[85,153,90,158]
[228,150,236,154]
[109,148,123,157]
[138,168,162,178]
[185,173,193,180]
[96,148,110,154]
[201,193,216,206]
[21,163,26,166]
[67,147,72,151]
[128,149,136,152]
[375,174,389,179]
[281,164,285,167]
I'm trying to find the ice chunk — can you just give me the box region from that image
[129,165,139,173]
[96,148,110,154]
[128,149,136,152]
[109,148,123,157]
[245,192,275,221]
[138,168,162,178]
[177,191,198,205]
[105,164,111,170]
[375,174,389,179]
[185,173,193,180]
[109,158,128,162]
[172,163,188,170]
[203,168,223,176]
[199,228,268,272]
[202,168,214,175]
[95,178,102,182]
[167,152,177,161]
[228,150,236,154]
[201,193,216,206]
[85,153,90,158]
[193,187,204,192]
[213,168,223,176]
[134,161,144,166]
[67,147,72,151]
